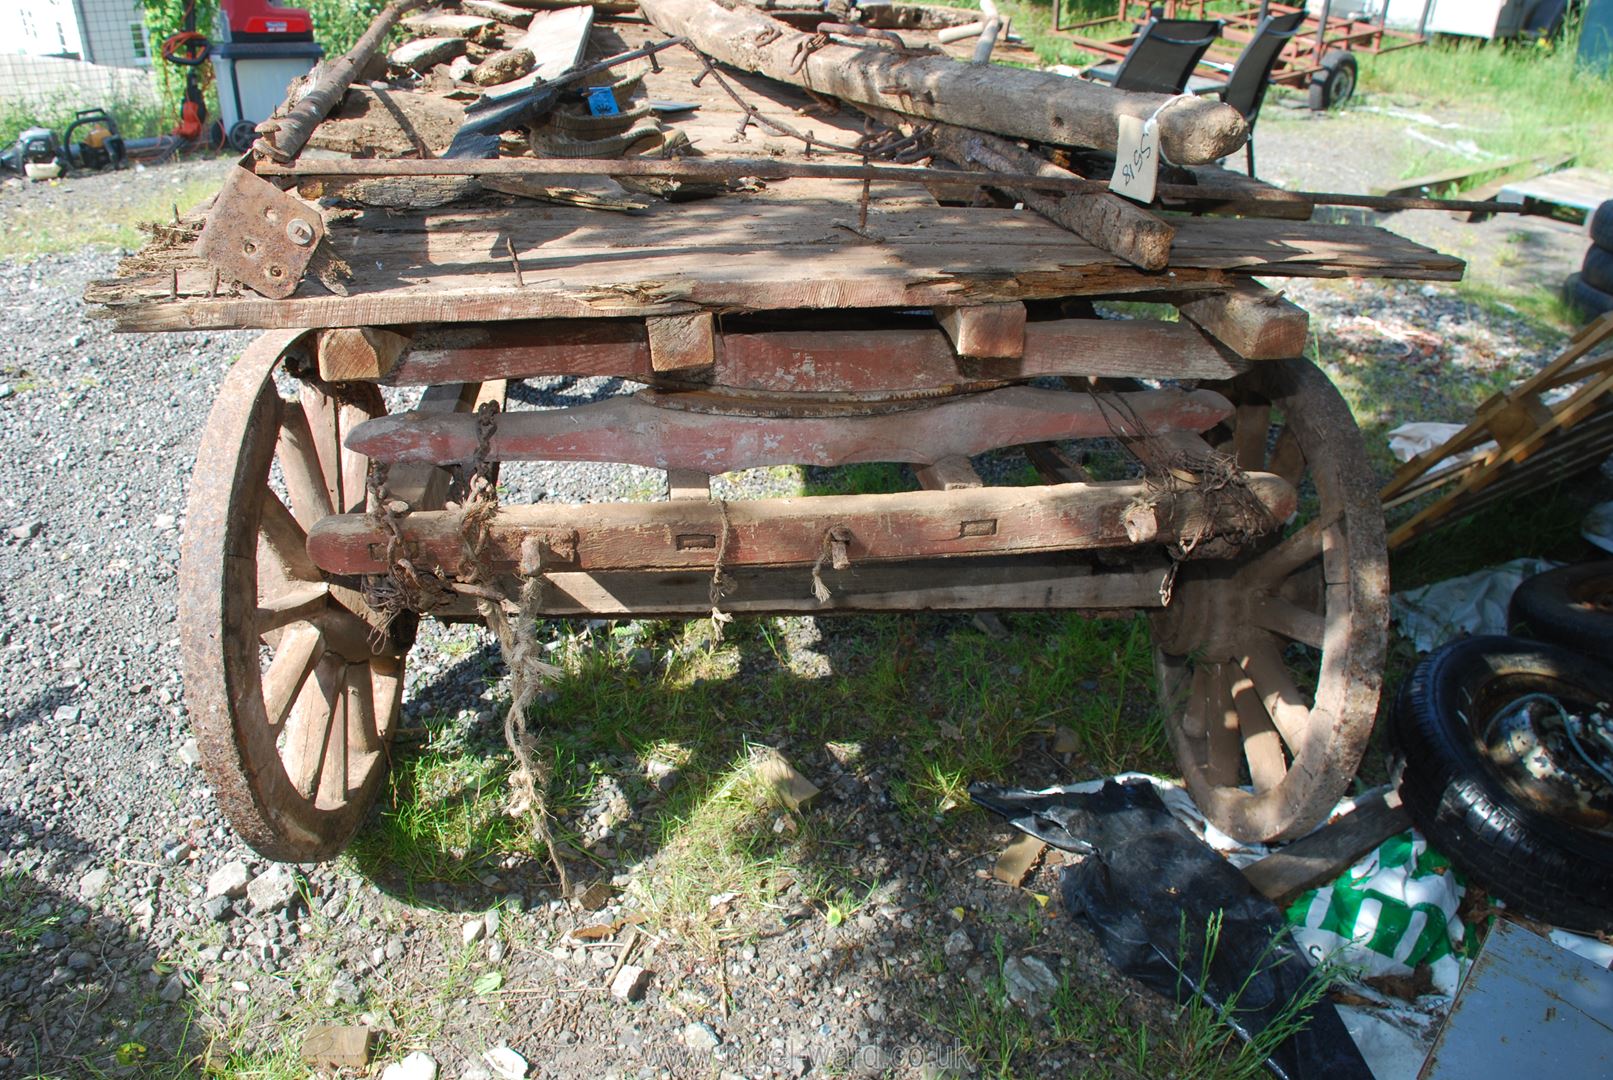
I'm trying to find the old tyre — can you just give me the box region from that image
[1510,561,1613,664]
[1308,51,1358,112]
[179,330,407,862]
[1583,245,1613,295]
[1592,201,1613,250]
[1566,273,1613,320]
[1153,357,1388,842]
[1392,636,1613,932]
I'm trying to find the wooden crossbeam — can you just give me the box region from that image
[346,386,1234,474]
[307,475,1297,576]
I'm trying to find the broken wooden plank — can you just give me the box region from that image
[318,327,412,382]
[636,0,1248,165]
[1241,790,1411,906]
[914,455,983,491]
[646,312,716,373]
[1176,281,1309,361]
[934,302,1026,359]
[461,0,534,25]
[755,749,821,811]
[389,36,467,72]
[992,833,1047,886]
[481,5,594,94]
[306,472,1297,576]
[345,386,1236,473]
[402,11,496,37]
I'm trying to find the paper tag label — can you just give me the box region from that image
[1109,114,1159,204]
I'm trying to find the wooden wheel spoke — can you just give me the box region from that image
[1204,664,1243,787]
[259,487,321,582]
[1229,664,1287,792]
[1237,513,1333,590]
[255,583,329,635]
[278,403,335,529]
[299,386,344,514]
[1268,427,1305,486]
[1250,593,1326,649]
[1233,403,1272,471]
[262,624,323,733]
[1239,636,1312,755]
[370,656,404,743]
[1181,663,1210,738]
[346,663,382,758]
[318,683,351,808]
[338,401,373,516]
[283,654,344,801]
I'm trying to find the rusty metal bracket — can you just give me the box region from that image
[197,166,324,300]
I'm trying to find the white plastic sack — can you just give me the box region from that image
[1390,557,1559,652]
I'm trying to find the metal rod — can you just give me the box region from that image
[258,155,1549,216]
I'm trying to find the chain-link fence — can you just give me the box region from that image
[0,0,165,145]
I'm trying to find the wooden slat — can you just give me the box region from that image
[477,555,1173,616]
[1176,281,1310,361]
[1242,791,1411,905]
[347,386,1235,474]
[306,474,1297,576]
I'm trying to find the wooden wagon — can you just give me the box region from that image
[88,0,1463,864]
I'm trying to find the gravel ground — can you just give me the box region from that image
[0,115,1584,1078]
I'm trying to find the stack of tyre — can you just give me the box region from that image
[1568,199,1613,320]
[1393,563,1613,932]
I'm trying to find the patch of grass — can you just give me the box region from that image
[0,84,170,155]
[0,872,59,962]
[1360,13,1613,180]
[352,606,1168,935]
[0,173,223,259]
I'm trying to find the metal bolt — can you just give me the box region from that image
[285,219,316,246]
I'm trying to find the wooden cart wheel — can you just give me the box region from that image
[179,330,407,862]
[1151,357,1389,843]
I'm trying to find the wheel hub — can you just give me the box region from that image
[1483,692,1613,830]
[1150,563,1251,662]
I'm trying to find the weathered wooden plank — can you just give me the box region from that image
[647,312,716,373]
[1241,791,1411,905]
[402,12,495,37]
[637,0,1248,165]
[387,315,1244,389]
[421,554,1172,617]
[934,303,1026,360]
[1176,281,1310,361]
[346,386,1235,473]
[904,112,1176,270]
[481,5,593,93]
[319,327,412,382]
[1167,165,1314,221]
[305,474,1297,575]
[91,199,1465,333]
[394,320,652,385]
[461,0,534,26]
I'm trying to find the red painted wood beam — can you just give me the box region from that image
[345,386,1233,473]
[306,474,1296,576]
[390,316,1244,390]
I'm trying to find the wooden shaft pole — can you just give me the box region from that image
[253,0,428,162]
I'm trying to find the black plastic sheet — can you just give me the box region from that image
[971,778,1372,1080]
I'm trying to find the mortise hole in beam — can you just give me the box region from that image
[675,533,716,550]
[959,519,997,537]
